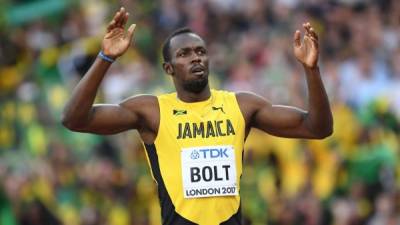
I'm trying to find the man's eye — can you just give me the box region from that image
[197,49,206,55]
[178,52,186,57]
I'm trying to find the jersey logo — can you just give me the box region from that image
[177,119,236,139]
[212,105,225,114]
[173,109,187,115]
[190,150,200,159]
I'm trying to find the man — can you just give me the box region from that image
[62,7,333,225]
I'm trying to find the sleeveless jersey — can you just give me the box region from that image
[143,89,246,225]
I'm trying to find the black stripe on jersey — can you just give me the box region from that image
[144,143,243,225]
[221,205,242,225]
[144,144,196,225]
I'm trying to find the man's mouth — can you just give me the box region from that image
[190,65,205,76]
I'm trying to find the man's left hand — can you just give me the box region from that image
[293,22,319,69]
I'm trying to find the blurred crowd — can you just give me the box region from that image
[0,0,399,224]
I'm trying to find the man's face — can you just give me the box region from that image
[166,33,209,93]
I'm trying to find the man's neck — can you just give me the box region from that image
[176,86,211,103]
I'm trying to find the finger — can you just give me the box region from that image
[309,36,319,50]
[309,27,319,40]
[307,35,317,43]
[304,22,313,35]
[304,36,312,50]
[112,10,121,22]
[310,40,318,52]
[121,12,129,28]
[112,9,123,25]
[126,24,136,41]
[303,22,310,32]
[293,30,301,47]
[108,8,123,31]
[303,24,312,41]
[113,7,124,27]
[107,20,117,32]
[305,25,316,40]
[115,7,126,27]
[305,34,318,50]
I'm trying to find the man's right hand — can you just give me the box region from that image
[102,7,136,59]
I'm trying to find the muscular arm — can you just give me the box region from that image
[61,63,155,135]
[301,66,333,137]
[61,56,159,135]
[61,8,158,137]
[61,58,137,134]
[237,22,333,139]
[237,67,332,139]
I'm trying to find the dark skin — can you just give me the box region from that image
[62,8,333,144]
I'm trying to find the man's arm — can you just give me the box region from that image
[238,23,333,139]
[61,8,154,135]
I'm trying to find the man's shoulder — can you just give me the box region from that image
[234,91,260,102]
[119,94,159,112]
[233,91,271,111]
[122,94,158,103]
[210,89,262,105]
[211,89,237,98]
[157,91,177,100]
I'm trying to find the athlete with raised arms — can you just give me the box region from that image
[62,7,333,225]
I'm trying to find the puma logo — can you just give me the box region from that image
[212,105,225,114]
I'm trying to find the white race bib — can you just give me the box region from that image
[181,145,238,198]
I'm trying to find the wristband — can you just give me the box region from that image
[98,51,115,63]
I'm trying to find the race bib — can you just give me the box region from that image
[181,145,238,198]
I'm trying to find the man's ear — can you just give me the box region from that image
[162,62,174,75]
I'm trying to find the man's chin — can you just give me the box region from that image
[183,78,208,93]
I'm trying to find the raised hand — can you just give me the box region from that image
[293,22,319,69]
[102,7,136,59]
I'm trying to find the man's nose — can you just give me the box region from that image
[191,54,201,63]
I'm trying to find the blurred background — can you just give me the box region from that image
[0,0,399,224]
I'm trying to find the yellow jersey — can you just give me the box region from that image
[143,89,245,225]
